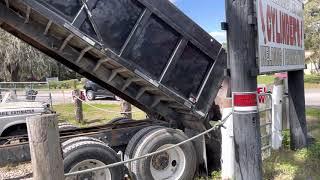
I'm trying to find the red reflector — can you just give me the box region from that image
[233,93,257,107]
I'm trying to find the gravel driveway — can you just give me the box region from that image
[0,163,32,180]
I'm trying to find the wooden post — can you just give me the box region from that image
[26,114,64,180]
[73,89,83,123]
[121,100,132,119]
[288,70,308,149]
[226,0,263,179]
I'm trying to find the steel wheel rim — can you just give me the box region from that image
[86,91,94,100]
[68,159,111,180]
[150,144,186,180]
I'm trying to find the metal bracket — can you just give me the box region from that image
[24,6,31,24]
[76,46,93,63]
[43,20,52,35]
[5,0,9,8]
[248,15,257,25]
[80,0,104,45]
[93,58,110,72]
[221,22,228,31]
[59,34,74,52]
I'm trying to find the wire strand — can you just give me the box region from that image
[65,112,232,177]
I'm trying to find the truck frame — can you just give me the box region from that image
[0,0,227,178]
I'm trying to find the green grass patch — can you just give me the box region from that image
[304,75,320,84]
[258,74,320,88]
[306,108,320,118]
[206,108,320,179]
[258,75,274,85]
[53,103,146,127]
[263,108,320,179]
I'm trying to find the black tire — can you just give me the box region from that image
[124,126,165,161]
[63,140,124,180]
[86,90,96,101]
[130,128,197,180]
[108,117,133,124]
[58,122,78,131]
[62,136,103,152]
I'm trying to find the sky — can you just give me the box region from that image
[170,0,226,43]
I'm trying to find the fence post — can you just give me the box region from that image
[73,89,84,123]
[272,78,284,150]
[121,100,132,119]
[221,98,234,180]
[288,70,308,149]
[26,114,64,180]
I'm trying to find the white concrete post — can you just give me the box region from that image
[221,98,234,180]
[271,81,284,150]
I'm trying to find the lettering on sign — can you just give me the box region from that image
[257,0,305,73]
[0,109,35,116]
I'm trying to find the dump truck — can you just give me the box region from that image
[0,0,227,179]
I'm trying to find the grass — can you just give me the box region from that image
[262,108,320,180]
[53,103,146,127]
[258,74,320,88]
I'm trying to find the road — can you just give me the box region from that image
[9,89,320,107]
[305,89,320,108]
[49,89,320,107]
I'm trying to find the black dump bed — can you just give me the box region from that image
[0,0,226,130]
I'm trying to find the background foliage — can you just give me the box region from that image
[305,0,320,73]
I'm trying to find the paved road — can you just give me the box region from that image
[12,89,320,107]
[305,89,320,108]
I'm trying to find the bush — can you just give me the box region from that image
[49,79,80,89]
[282,130,290,150]
[307,142,320,160]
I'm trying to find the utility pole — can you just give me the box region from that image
[226,0,263,179]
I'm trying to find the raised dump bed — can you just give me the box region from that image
[0,0,226,130]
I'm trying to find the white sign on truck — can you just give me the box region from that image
[257,0,305,73]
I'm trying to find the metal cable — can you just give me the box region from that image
[65,112,232,177]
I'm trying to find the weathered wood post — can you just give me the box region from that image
[73,89,84,123]
[72,80,83,123]
[288,70,308,149]
[26,114,64,180]
[226,0,263,179]
[121,100,132,119]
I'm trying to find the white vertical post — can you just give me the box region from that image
[221,98,234,180]
[271,80,284,150]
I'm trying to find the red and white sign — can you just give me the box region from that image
[257,0,305,73]
[233,92,258,113]
[257,85,269,104]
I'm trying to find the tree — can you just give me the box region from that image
[305,0,320,73]
[0,29,79,81]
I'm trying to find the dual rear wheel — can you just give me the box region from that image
[62,127,197,180]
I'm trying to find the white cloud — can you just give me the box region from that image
[209,31,226,44]
[169,0,179,3]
